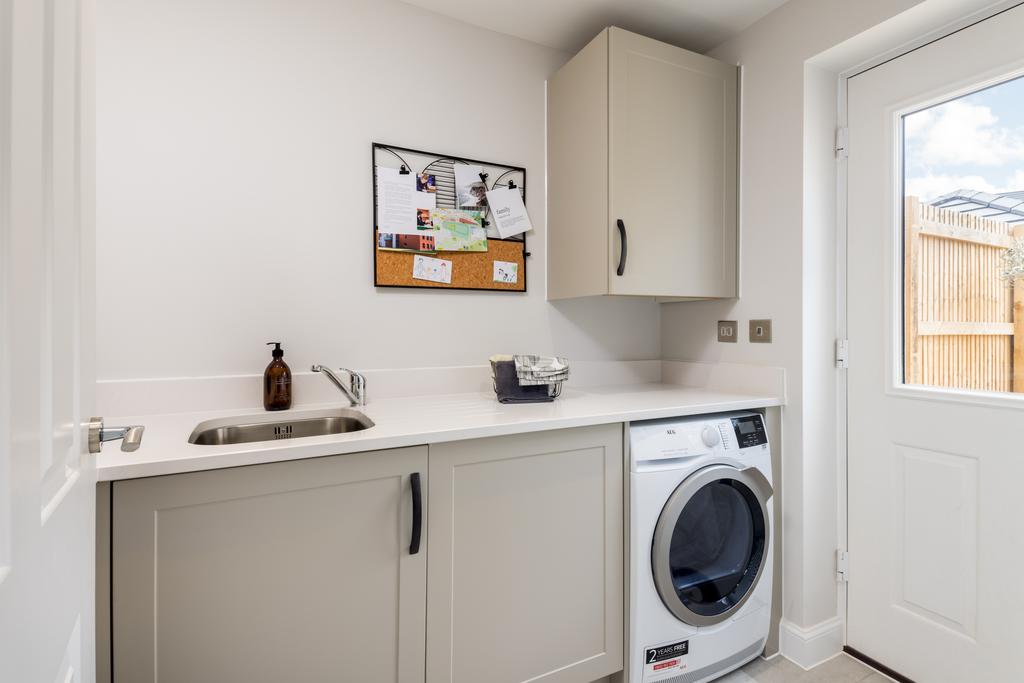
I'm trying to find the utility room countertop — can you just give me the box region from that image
[96,383,783,482]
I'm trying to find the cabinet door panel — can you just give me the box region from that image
[608,28,737,297]
[112,447,427,683]
[426,425,623,683]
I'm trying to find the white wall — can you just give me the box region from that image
[661,0,1004,664]
[95,0,660,383]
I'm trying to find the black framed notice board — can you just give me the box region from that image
[372,142,528,292]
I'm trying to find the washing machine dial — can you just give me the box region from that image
[701,425,721,448]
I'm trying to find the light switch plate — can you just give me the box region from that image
[749,319,773,343]
[717,320,738,343]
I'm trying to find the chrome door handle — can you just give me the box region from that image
[88,417,145,454]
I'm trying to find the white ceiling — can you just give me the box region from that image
[400,0,789,54]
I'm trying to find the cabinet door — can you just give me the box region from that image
[608,27,737,298]
[112,447,427,683]
[426,425,623,683]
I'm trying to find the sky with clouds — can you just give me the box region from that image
[904,76,1024,202]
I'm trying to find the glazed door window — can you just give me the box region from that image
[903,76,1024,394]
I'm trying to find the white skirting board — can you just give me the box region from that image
[779,616,843,670]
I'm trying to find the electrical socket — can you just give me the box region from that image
[717,320,738,343]
[749,319,773,343]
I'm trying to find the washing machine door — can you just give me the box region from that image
[651,464,773,627]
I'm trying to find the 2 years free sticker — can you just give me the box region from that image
[643,639,688,681]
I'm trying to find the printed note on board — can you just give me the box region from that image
[375,166,416,234]
[485,187,532,238]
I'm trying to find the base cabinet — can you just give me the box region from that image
[111,447,428,683]
[426,425,624,683]
[108,427,623,683]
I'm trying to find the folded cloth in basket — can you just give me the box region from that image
[513,355,570,386]
[489,357,556,403]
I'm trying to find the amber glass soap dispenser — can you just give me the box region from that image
[264,342,292,411]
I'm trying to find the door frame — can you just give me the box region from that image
[835,0,1024,648]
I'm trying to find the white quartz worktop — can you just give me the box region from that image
[96,382,783,481]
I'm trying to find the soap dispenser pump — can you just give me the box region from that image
[263,342,292,411]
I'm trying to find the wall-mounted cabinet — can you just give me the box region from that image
[547,27,738,300]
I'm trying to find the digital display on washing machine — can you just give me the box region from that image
[731,415,767,448]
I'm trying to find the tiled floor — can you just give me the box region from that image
[720,653,891,683]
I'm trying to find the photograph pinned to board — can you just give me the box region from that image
[412,179,437,232]
[431,208,488,252]
[484,186,532,238]
[416,208,433,228]
[453,163,489,210]
[412,254,452,284]
[416,173,436,193]
[493,260,519,284]
[378,232,437,253]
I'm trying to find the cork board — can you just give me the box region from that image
[373,143,528,292]
[375,236,526,292]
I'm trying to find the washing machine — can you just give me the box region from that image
[628,411,774,683]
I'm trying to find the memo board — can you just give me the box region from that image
[372,142,528,292]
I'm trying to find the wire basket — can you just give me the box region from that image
[490,359,563,403]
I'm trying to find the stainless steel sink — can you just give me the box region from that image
[188,409,374,446]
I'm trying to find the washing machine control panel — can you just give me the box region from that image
[629,412,769,467]
[731,414,767,448]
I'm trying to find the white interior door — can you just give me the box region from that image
[0,0,97,681]
[847,7,1024,682]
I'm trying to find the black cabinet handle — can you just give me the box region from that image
[616,219,627,276]
[409,472,422,555]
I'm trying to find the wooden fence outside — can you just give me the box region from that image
[904,196,1024,393]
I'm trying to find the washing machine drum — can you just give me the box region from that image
[651,464,773,626]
